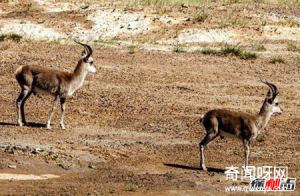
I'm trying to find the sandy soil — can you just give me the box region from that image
[0,0,299,195]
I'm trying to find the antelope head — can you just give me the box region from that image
[260,79,283,114]
[75,41,97,73]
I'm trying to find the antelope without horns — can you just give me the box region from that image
[15,41,97,129]
[199,79,282,171]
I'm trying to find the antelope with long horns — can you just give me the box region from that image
[199,79,282,171]
[15,41,96,129]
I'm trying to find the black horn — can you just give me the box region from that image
[260,78,279,100]
[75,41,93,58]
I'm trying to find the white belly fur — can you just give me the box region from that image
[219,130,240,139]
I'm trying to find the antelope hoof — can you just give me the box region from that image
[201,166,207,171]
[18,121,23,127]
[60,124,66,130]
[46,124,51,130]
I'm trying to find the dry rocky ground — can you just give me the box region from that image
[0,0,300,195]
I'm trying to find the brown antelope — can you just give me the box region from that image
[199,79,282,171]
[15,41,96,130]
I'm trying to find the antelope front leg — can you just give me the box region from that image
[243,140,250,170]
[200,143,206,171]
[60,98,66,130]
[199,132,218,171]
[47,95,59,129]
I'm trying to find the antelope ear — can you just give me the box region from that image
[266,89,272,98]
[82,49,88,59]
[267,98,273,104]
[83,57,88,63]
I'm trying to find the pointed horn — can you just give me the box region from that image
[260,78,274,93]
[260,78,278,99]
[269,82,278,97]
[75,40,89,56]
[75,41,93,57]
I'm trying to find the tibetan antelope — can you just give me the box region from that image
[199,79,282,171]
[15,41,96,130]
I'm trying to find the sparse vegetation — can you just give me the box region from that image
[218,14,249,28]
[220,45,242,56]
[270,56,285,64]
[278,18,299,27]
[10,33,22,41]
[200,45,258,60]
[0,33,22,42]
[227,0,240,3]
[0,34,7,41]
[50,39,60,44]
[26,3,42,12]
[149,41,159,45]
[124,0,213,7]
[240,51,258,59]
[155,5,172,15]
[230,17,248,27]
[191,10,210,23]
[94,39,119,46]
[128,45,138,54]
[123,0,300,8]
[173,47,187,53]
[296,55,300,64]
[277,0,300,8]
[287,43,300,52]
[286,95,298,100]
[123,0,227,13]
[124,183,138,192]
[252,43,266,51]
[173,42,187,53]
[287,19,299,27]
[200,48,219,55]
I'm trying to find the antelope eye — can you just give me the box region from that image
[275,102,279,106]
[90,61,93,64]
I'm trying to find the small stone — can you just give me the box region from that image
[181,3,189,8]
[80,5,89,9]
[58,163,70,170]
[4,146,14,154]
[32,148,43,154]
[8,165,16,169]
[35,148,42,151]
[109,190,115,194]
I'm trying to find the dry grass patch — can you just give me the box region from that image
[270,56,285,64]
[200,45,258,60]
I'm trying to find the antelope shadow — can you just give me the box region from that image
[0,121,46,128]
[164,163,226,173]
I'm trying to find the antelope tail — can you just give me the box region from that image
[200,114,205,124]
